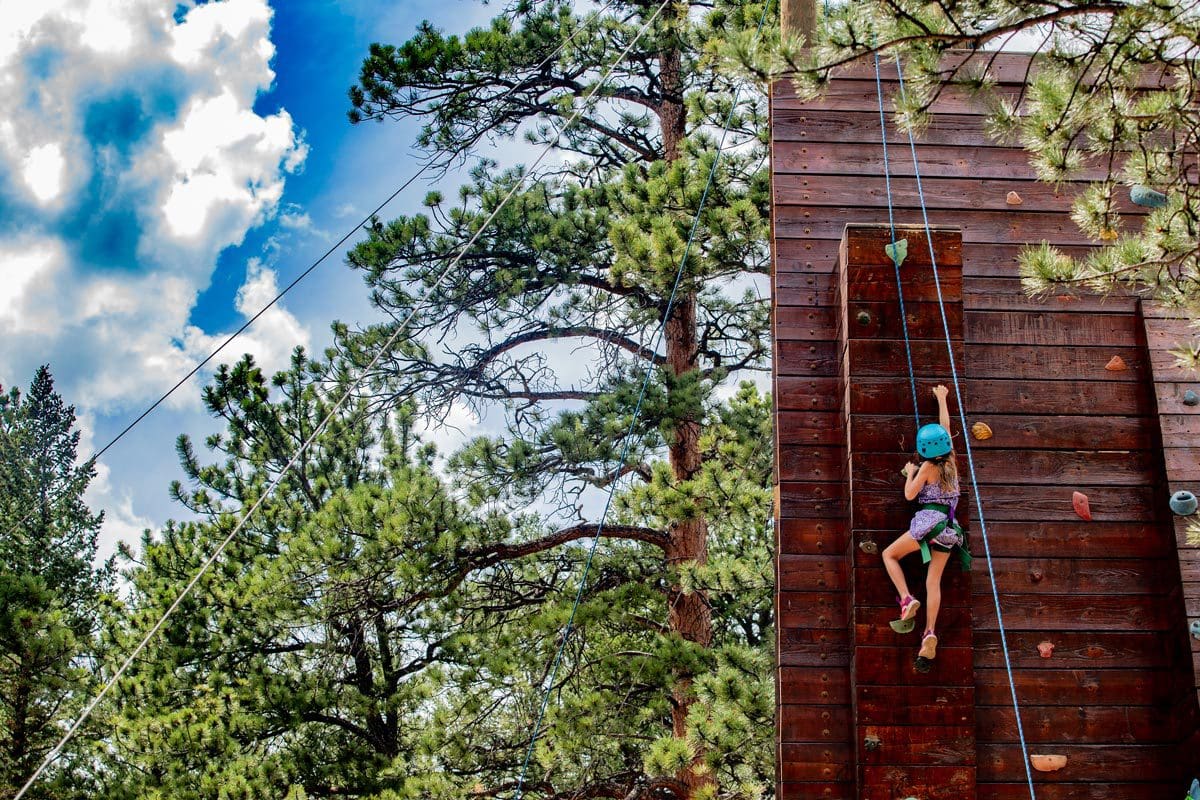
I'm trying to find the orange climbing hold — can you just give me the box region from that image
[971,421,993,440]
[1072,491,1092,521]
[1006,191,1022,205]
[1105,355,1127,371]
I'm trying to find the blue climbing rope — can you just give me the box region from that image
[872,50,920,431]
[892,54,1039,800]
[511,4,773,797]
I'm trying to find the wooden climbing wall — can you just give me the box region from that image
[771,52,1200,800]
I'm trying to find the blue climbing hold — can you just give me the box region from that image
[1188,777,1199,800]
[916,423,952,458]
[1184,389,1199,406]
[1191,620,1200,641]
[885,238,908,268]
[1170,490,1198,516]
[1130,184,1168,208]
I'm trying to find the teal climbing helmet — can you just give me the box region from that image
[916,424,952,459]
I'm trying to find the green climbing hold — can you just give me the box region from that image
[1130,184,1168,208]
[890,618,916,634]
[1171,490,1198,516]
[885,238,908,267]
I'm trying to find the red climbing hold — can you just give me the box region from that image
[1073,491,1092,521]
[1105,355,1127,371]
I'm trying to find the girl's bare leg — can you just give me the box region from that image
[923,548,952,632]
[882,534,921,599]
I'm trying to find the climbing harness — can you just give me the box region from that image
[888,51,1039,800]
[916,501,971,571]
[12,4,669,798]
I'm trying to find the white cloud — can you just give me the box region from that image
[22,143,66,203]
[0,0,310,539]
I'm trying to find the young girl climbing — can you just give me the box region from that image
[882,384,962,661]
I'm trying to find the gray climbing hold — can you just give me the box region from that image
[1188,777,1199,800]
[1191,620,1200,640]
[859,539,878,555]
[885,238,908,268]
[1171,490,1198,516]
[1130,184,1168,208]
[856,310,872,326]
[1184,389,1199,406]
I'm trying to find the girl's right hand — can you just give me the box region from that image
[932,385,949,401]
[904,461,919,478]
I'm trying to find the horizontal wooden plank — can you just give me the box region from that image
[964,310,1141,346]
[778,631,851,670]
[858,724,975,766]
[855,646,973,686]
[779,590,850,629]
[978,743,1180,783]
[777,667,850,704]
[850,414,1151,452]
[775,378,842,412]
[779,554,848,591]
[978,784,1182,800]
[776,519,848,555]
[844,265,963,302]
[963,343,1148,382]
[776,306,838,340]
[1163,448,1200,481]
[775,205,1120,247]
[850,450,1157,489]
[776,412,845,445]
[951,521,1171,559]
[972,593,1173,632]
[778,744,852,782]
[851,485,1160,527]
[774,138,1113,182]
[860,766,974,800]
[775,173,1144,216]
[978,704,1195,744]
[848,377,1153,416]
[777,52,1174,95]
[777,780,853,800]
[966,557,1170,595]
[857,685,975,726]
[779,705,851,742]
[847,339,965,377]
[777,339,839,376]
[773,79,1024,114]
[778,445,844,483]
[1159,414,1200,437]
[974,668,1173,706]
[973,630,1178,670]
[846,300,964,340]
[778,482,847,519]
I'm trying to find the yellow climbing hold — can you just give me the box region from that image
[1099,228,1119,241]
[971,422,993,440]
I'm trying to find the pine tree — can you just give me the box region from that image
[0,366,113,799]
[342,3,773,793]
[98,349,775,800]
[749,1,1200,330]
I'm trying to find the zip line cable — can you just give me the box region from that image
[510,4,771,797]
[12,3,668,796]
[890,54,1038,800]
[0,0,619,547]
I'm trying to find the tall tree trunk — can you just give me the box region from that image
[659,25,713,793]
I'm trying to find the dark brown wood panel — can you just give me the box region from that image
[771,56,1200,798]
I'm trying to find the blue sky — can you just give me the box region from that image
[0,0,502,553]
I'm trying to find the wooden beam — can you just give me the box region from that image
[780,0,816,41]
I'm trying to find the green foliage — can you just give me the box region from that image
[0,366,113,799]
[804,1,1200,314]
